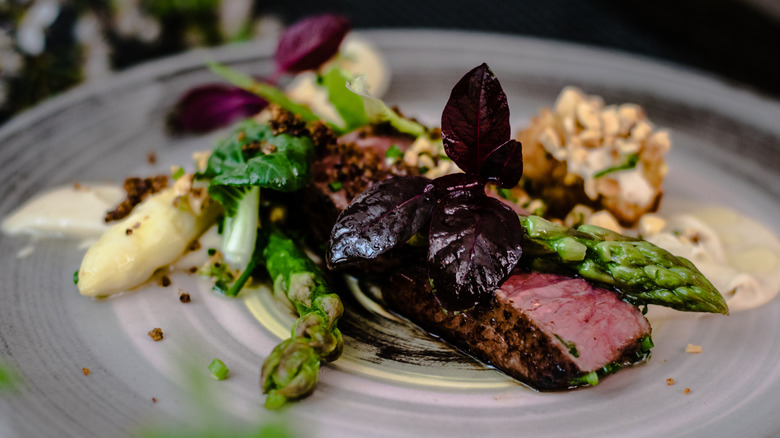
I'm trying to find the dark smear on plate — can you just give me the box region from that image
[334,274,486,369]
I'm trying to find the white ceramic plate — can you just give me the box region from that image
[1,31,779,438]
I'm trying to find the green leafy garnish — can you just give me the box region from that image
[328,181,343,192]
[318,68,369,131]
[345,75,427,137]
[594,153,639,178]
[73,270,79,285]
[199,120,315,216]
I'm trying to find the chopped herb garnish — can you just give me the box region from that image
[328,181,344,192]
[497,187,518,203]
[554,334,579,358]
[208,358,229,380]
[172,166,186,180]
[575,371,599,386]
[73,270,79,285]
[207,248,217,256]
[0,362,19,391]
[641,335,655,352]
[385,144,403,160]
[594,153,639,178]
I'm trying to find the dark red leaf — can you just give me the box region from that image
[275,14,351,74]
[441,63,511,175]
[479,139,523,188]
[427,192,524,311]
[327,176,436,268]
[169,84,267,134]
[431,173,481,198]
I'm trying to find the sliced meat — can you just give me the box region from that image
[384,267,651,390]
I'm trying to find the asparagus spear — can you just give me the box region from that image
[260,228,344,409]
[520,215,728,315]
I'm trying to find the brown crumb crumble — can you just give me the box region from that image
[160,275,171,287]
[125,228,133,235]
[188,240,201,252]
[666,378,674,386]
[269,105,307,136]
[188,266,198,274]
[152,397,158,403]
[147,151,157,164]
[309,121,337,149]
[179,292,191,303]
[684,388,691,394]
[148,328,163,341]
[105,175,169,222]
[82,367,90,376]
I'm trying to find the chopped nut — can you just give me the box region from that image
[638,214,666,236]
[538,127,561,154]
[685,344,703,354]
[615,138,640,155]
[600,107,620,138]
[630,120,653,142]
[417,154,435,171]
[587,210,623,233]
[576,101,601,131]
[148,328,163,341]
[666,378,674,386]
[193,151,211,173]
[617,104,642,134]
[578,129,602,148]
[554,86,583,117]
[403,148,418,167]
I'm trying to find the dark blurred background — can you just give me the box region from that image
[2,0,779,125]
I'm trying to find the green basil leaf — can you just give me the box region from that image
[320,68,369,131]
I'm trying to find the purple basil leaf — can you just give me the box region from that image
[441,63,511,175]
[328,176,436,268]
[169,84,267,134]
[479,138,523,188]
[427,191,524,311]
[275,14,351,74]
[431,173,481,198]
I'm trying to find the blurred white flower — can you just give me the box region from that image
[114,0,160,42]
[17,0,60,55]
[219,0,253,39]
[75,12,111,81]
[0,30,23,76]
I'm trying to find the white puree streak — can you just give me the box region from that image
[1,183,123,243]
[645,206,780,319]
